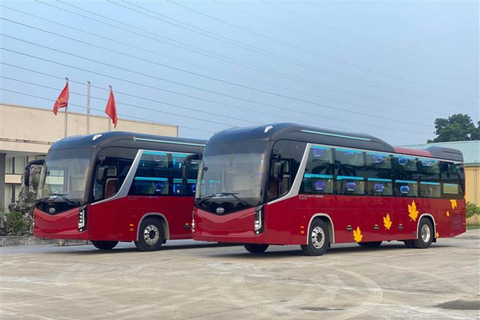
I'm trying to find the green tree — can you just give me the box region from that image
[466,202,480,219]
[428,114,480,143]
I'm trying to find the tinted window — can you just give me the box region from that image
[335,148,364,177]
[301,145,334,195]
[394,180,418,197]
[337,176,365,195]
[129,151,198,196]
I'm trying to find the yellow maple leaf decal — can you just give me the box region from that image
[446,211,450,217]
[383,213,392,230]
[353,226,363,242]
[450,199,457,210]
[408,200,419,221]
[436,232,440,238]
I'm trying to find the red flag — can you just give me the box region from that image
[53,80,69,115]
[105,87,118,128]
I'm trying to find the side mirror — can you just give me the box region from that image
[97,166,108,182]
[182,154,200,183]
[272,161,285,182]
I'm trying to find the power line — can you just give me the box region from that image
[0,19,438,128]
[161,0,477,105]
[0,75,256,128]
[0,7,446,121]
[0,39,434,136]
[26,1,472,114]
[0,61,339,129]
[217,0,478,100]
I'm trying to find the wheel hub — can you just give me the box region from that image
[144,225,160,245]
[421,224,431,243]
[311,226,325,249]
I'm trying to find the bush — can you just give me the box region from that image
[466,202,480,219]
[4,211,31,236]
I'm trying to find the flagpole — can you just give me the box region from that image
[108,85,112,131]
[86,81,91,135]
[64,77,69,138]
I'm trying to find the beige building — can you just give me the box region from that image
[0,103,177,210]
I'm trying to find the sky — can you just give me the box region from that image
[0,0,479,146]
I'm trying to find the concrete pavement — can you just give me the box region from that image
[1,231,479,320]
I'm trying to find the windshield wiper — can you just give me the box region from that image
[216,192,251,206]
[49,193,75,206]
[35,197,50,206]
[195,192,250,206]
[195,194,215,206]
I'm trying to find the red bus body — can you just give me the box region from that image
[34,132,205,250]
[193,124,466,254]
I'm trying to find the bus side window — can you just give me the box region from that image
[300,146,334,195]
[440,162,464,199]
[365,152,393,196]
[130,152,170,196]
[268,140,296,201]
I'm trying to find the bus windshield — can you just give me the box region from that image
[195,141,268,214]
[38,148,94,204]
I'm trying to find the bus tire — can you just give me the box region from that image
[244,244,269,254]
[135,218,164,251]
[301,219,329,256]
[412,218,434,249]
[92,240,118,250]
[358,241,382,248]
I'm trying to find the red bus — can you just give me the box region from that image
[34,132,205,251]
[193,124,466,255]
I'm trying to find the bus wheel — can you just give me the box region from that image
[301,219,329,256]
[358,241,382,248]
[244,244,269,254]
[135,218,165,251]
[92,240,118,250]
[412,218,434,249]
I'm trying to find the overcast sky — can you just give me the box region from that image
[1,0,478,146]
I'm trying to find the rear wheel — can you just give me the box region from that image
[301,219,329,256]
[92,240,118,250]
[134,218,164,251]
[358,241,382,248]
[412,218,434,249]
[244,244,269,254]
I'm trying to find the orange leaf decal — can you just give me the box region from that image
[353,226,363,242]
[436,232,440,238]
[408,200,419,221]
[446,211,450,217]
[383,213,392,230]
[450,199,457,210]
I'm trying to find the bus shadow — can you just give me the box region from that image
[207,242,451,259]
[51,242,240,255]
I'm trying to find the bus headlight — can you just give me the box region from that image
[78,206,87,232]
[254,205,264,235]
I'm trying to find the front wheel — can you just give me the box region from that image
[358,241,382,248]
[92,240,118,250]
[244,244,269,254]
[134,218,165,251]
[301,219,329,256]
[412,218,434,249]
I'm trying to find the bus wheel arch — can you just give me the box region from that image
[301,216,332,256]
[135,214,169,251]
[413,216,435,249]
[307,214,335,245]
[417,214,436,243]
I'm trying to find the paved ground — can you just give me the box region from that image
[1,231,479,320]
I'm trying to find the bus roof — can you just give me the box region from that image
[209,123,464,162]
[50,131,206,153]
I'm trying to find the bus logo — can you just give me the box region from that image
[216,207,225,214]
[49,207,56,214]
